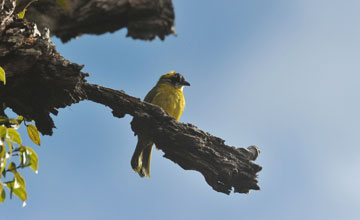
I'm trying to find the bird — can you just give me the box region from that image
[131,71,190,178]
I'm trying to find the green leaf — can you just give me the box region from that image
[6,173,27,201]
[0,66,5,85]
[56,0,68,9]
[19,146,38,172]
[14,172,25,187]
[7,162,16,173]
[0,117,6,123]
[25,147,38,173]
[27,124,40,146]
[0,182,5,203]
[20,146,31,168]
[9,119,19,124]
[9,119,21,129]
[0,144,7,174]
[14,173,27,201]
[7,128,22,144]
[5,139,12,157]
[0,126,6,138]
[0,156,6,175]
[17,8,26,19]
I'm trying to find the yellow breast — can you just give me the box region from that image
[150,83,186,121]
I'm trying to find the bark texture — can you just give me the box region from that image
[0,1,88,135]
[25,0,175,42]
[0,0,262,194]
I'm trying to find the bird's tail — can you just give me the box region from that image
[131,137,153,178]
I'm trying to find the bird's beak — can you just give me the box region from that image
[181,80,190,86]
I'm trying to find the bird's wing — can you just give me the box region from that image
[144,86,158,103]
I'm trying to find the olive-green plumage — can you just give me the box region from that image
[131,71,190,178]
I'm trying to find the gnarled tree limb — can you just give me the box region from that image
[25,0,175,42]
[83,83,261,194]
[0,2,87,134]
[0,0,262,194]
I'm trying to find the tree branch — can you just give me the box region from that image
[83,83,262,194]
[0,0,262,194]
[0,3,87,134]
[25,0,175,42]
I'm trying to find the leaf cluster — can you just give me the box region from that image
[0,68,41,205]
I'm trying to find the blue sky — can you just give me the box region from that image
[2,0,360,219]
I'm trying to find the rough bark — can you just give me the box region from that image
[24,0,175,42]
[0,0,262,194]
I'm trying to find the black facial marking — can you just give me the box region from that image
[159,72,189,87]
[170,73,181,84]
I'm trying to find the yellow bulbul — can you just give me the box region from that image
[131,71,190,178]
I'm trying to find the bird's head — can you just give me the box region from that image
[157,71,190,89]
